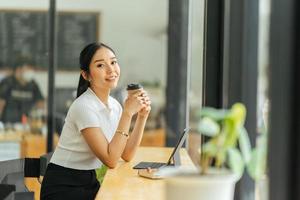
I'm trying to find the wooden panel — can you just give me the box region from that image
[140,128,165,147]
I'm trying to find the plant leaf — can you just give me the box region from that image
[198,117,220,137]
[223,103,247,148]
[202,141,218,156]
[96,165,108,183]
[223,119,238,147]
[247,134,267,181]
[227,148,244,178]
[238,127,252,164]
[228,103,246,127]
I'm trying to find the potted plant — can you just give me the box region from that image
[165,103,253,200]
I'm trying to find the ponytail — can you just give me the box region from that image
[76,74,90,98]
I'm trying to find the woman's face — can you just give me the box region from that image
[88,47,120,90]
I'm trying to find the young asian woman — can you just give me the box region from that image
[40,42,151,200]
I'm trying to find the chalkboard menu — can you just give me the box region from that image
[0,10,99,70]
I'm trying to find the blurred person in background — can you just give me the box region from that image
[0,56,44,123]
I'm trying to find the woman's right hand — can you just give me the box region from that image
[123,89,145,116]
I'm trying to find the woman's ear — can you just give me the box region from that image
[81,70,89,81]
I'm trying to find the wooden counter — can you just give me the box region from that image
[95,147,195,200]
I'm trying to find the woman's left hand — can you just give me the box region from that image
[138,91,151,117]
[138,105,151,117]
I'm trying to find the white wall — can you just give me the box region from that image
[0,0,204,99]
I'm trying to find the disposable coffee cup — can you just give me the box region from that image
[127,83,143,95]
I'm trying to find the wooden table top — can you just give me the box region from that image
[95,147,195,200]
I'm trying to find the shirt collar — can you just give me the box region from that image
[87,87,112,112]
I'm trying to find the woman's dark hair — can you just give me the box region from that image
[76,42,115,97]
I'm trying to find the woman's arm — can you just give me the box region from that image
[122,92,151,161]
[121,113,149,161]
[82,111,133,168]
[82,90,145,168]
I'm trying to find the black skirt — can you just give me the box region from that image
[40,163,100,200]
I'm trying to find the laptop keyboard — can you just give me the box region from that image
[133,162,166,169]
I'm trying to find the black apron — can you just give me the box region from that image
[40,163,100,200]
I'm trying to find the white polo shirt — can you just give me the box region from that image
[50,87,122,170]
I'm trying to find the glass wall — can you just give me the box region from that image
[0,0,206,198]
[0,0,49,199]
[256,0,271,199]
[55,0,169,147]
[188,0,205,165]
[0,0,49,160]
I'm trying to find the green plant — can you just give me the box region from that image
[198,103,252,178]
[96,165,108,183]
[247,122,267,181]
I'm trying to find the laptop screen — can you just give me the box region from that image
[167,127,190,165]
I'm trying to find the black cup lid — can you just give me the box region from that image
[127,83,142,90]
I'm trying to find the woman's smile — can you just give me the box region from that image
[105,75,118,82]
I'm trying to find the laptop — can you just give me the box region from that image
[133,128,190,169]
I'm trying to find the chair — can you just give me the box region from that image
[0,152,53,200]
